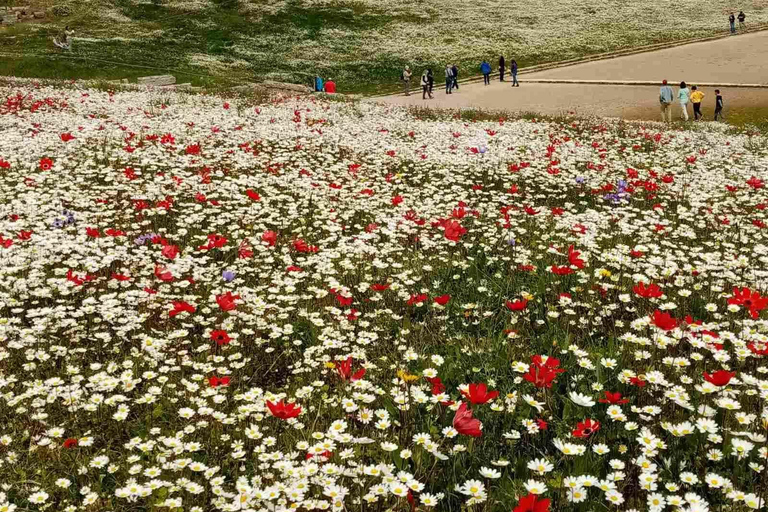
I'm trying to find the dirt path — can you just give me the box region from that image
[373,31,768,121]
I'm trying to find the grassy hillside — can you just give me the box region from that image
[1,0,767,92]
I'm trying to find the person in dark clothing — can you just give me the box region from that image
[421,70,432,99]
[738,11,746,30]
[451,64,459,90]
[714,89,725,121]
[729,13,736,33]
[499,55,506,81]
[510,59,519,87]
[427,69,434,96]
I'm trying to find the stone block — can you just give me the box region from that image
[137,75,176,86]
[33,11,45,19]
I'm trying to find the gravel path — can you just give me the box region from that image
[374,31,768,121]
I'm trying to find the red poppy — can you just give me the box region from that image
[650,310,677,331]
[535,418,548,430]
[293,238,319,253]
[161,244,179,260]
[105,228,126,237]
[567,245,585,269]
[154,265,174,282]
[461,383,499,405]
[169,301,196,317]
[572,418,600,438]
[506,298,529,311]
[266,400,302,420]
[524,356,565,388]
[444,220,467,242]
[336,357,366,381]
[39,157,54,171]
[426,376,446,395]
[211,330,231,346]
[62,438,78,449]
[629,376,647,387]
[209,376,231,387]
[728,287,768,319]
[246,189,261,201]
[703,370,735,387]
[391,195,404,206]
[452,402,482,437]
[433,294,451,306]
[634,282,663,299]
[407,293,429,306]
[551,265,574,276]
[513,494,550,512]
[599,391,629,404]
[336,294,353,307]
[216,292,241,311]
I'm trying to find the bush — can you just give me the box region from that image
[50,4,71,17]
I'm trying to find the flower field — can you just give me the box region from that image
[1,83,768,512]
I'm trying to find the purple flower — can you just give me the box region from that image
[507,237,516,246]
[222,270,236,282]
[575,177,586,184]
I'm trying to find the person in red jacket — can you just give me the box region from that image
[323,79,336,93]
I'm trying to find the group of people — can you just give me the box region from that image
[659,80,724,122]
[729,11,747,33]
[402,55,520,99]
[312,76,336,94]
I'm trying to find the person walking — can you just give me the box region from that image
[427,68,435,97]
[499,55,506,82]
[738,11,746,30]
[451,64,460,91]
[659,79,674,123]
[690,85,705,120]
[445,64,454,94]
[714,89,725,121]
[421,70,432,99]
[481,60,492,85]
[510,59,519,87]
[401,66,412,96]
[729,12,736,34]
[678,81,691,121]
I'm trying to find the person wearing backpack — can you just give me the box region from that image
[481,60,492,85]
[401,66,412,96]
[499,55,506,82]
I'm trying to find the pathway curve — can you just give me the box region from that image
[372,31,768,121]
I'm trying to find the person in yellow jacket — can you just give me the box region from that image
[690,86,705,121]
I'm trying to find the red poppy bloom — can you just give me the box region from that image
[599,391,629,404]
[426,376,446,395]
[461,383,499,405]
[650,310,677,331]
[39,157,54,171]
[266,400,302,420]
[444,220,467,242]
[336,357,366,381]
[572,418,600,438]
[634,282,663,299]
[209,376,231,387]
[169,301,196,318]
[506,298,529,311]
[407,293,429,306]
[161,244,179,260]
[514,493,550,512]
[433,294,451,306]
[452,402,482,437]
[62,438,78,449]
[216,292,241,311]
[567,245,585,269]
[728,287,768,319]
[524,356,565,388]
[246,189,261,201]
[211,330,231,346]
[551,265,574,276]
[703,370,735,387]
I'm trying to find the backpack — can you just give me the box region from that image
[400,71,405,81]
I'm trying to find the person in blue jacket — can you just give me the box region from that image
[314,76,324,92]
[481,60,492,85]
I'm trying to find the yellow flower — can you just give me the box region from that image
[599,269,612,278]
[521,292,534,301]
[324,362,336,369]
[397,369,419,383]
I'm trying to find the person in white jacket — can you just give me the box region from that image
[421,70,432,99]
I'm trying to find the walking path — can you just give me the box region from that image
[373,30,768,121]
